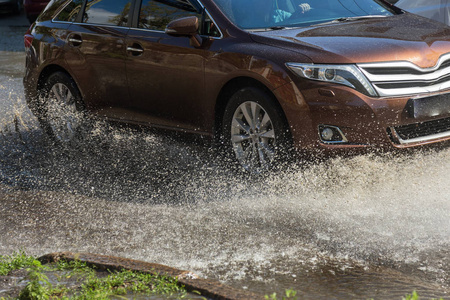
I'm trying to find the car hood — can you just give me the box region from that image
[250,13,450,68]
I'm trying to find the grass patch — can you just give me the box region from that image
[0,251,37,276]
[0,252,196,300]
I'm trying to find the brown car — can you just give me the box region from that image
[23,0,450,173]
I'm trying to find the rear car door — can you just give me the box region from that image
[124,0,209,133]
[63,0,132,112]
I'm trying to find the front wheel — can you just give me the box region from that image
[222,87,291,173]
[38,72,88,145]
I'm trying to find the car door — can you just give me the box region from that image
[124,0,209,133]
[63,0,132,112]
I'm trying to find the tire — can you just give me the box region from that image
[38,72,88,146]
[12,0,22,15]
[222,87,291,173]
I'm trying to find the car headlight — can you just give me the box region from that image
[286,63,378,97]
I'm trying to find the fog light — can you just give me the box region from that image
[318,125,348,144]
[321,127,334,141]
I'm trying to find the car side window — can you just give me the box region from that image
[138,0,201,31]
[54,0,84,22]
[83,0,132,26]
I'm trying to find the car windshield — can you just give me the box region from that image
[213,0,397,30]
[394,0,450,26]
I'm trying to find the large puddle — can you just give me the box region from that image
[0,38,449,299]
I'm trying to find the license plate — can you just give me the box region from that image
[407,93,450,119]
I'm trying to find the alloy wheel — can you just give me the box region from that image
[46,82,82,143]
[230,101,276,172]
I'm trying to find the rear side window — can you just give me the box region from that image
[83,0,132,26]
[138,0,201,31]
[54,0,83,22]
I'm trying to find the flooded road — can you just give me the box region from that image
[0,15,449,299]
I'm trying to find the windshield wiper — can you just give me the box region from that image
[334,15,388,22]
[249,26,290,32]
[269,26,287,30]
[315,15,388,26]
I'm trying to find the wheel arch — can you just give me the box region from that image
[36,64,86,108]
[214,76,291,142]
[32,64,87,118]
[25,64,72,117]
[37,64,73,92]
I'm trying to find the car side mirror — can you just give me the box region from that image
[165,16,203,47]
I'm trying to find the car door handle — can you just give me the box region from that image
[68,34,82,46]
[127,43,144,56]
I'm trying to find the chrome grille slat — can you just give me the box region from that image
[375,73,450,89]
[363,60,450,75]
[364,65,450,83]
[358,52,450,97]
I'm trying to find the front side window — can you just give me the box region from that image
[213,0,397,29]
[202,11,221,37]
[138,0,202,31]
[54,0,83,22]
[83,0,132,26]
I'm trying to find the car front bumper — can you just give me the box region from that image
[277,78,450,154]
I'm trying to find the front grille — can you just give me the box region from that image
[391,117,450,144]
[362,60,450,76]
[358,53,450,97]
[375,73,450,90]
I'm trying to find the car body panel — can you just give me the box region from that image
[63,23,130,110]
[23,20,72,113]
[250,13,450,68]
[124,29,207,132]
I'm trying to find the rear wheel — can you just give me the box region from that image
[222,87,291,173]
[38,72,88,145]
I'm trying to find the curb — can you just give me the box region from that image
[39,252,264,300]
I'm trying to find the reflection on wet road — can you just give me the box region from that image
[0,18,449,299]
